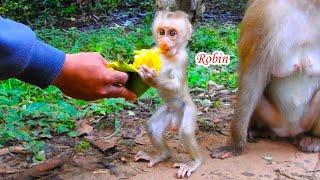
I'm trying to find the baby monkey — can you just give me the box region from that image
[135,11,202,178]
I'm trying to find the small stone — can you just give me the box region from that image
[262,155,273,165]
[120,157,127,163]
[219,90,229,94]
[241,171,255,177]
[201,99,212,107]
[127,110,135,116]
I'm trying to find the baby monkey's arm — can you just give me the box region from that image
[138,65,182,93]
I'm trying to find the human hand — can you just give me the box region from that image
[53,52,136,101]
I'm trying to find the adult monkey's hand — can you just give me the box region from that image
[53,52,136,101]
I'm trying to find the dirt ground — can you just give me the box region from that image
[1,89,319,180]
[53,88,320,180]
[62,138,320,180]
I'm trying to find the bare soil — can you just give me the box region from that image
[1,89,319,180]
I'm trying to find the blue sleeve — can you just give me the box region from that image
[0,17,65,88]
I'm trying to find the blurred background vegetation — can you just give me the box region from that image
[0,0,246,154]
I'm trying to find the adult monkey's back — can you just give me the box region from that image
[211,0,320,159]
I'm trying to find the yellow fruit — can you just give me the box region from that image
[107,48,162,97]
[132,48,162,72]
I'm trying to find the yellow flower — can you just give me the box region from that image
[132,48,162,72]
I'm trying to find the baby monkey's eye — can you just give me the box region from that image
[159,29,165,36]
[169,29,177,36]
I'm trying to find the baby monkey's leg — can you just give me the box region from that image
[135,105,172,167]
[173,103,202,178]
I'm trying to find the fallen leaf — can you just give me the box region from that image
[76,119,93,136]
[87,137,116,153]
[208,81,225,92]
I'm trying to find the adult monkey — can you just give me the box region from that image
[211,0,320,159]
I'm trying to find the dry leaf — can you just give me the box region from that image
[76,119,93,136]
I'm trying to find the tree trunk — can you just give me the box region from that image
[155,0,205,25]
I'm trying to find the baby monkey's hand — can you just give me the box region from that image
[137,65,158,86]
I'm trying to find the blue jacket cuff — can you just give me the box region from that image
[17,40,66,88]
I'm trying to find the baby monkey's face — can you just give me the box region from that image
[156,25,180,57]
[152,11,193,59]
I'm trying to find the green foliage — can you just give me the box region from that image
[24,140,44,155]
[83,99,136,116]
[0,78,134,149]
[0,82,78,146]
[188,26,239,89]
[75,139,91,153]
[0,0,154,28]
[37,27,154,63]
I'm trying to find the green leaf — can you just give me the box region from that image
[125,72,150,97]
[25,141,44,154]
[39,128,52,139]
[33,150,46,162]
[67,131,77,137]
[109,62,150,97]
[58,101,78,117]
[56,124,70,134]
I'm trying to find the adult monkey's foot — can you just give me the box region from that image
[210,146,237,159]
[210,146,242,159]
[292,135,320,152]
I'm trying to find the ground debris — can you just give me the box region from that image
[76,119,94,136]
[0,167,24,174]
[19,151,73,179]
[263,155,273,165]
[241,171,255,177]
[0,146,26,156]
[122,127,141,139]
[86,136,117,154]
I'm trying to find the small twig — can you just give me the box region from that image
[0,168,24,174]
[274,169,298,180]
[189,87,206,93]
[305,170,320,173]
[19,151,73,179]
[215,129,228,136]
[0,146,26,156]
[104,119,121,140]
[205,146,212,152]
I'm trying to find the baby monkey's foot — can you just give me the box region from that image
[173,160,201,178]
[134,151,170,167]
